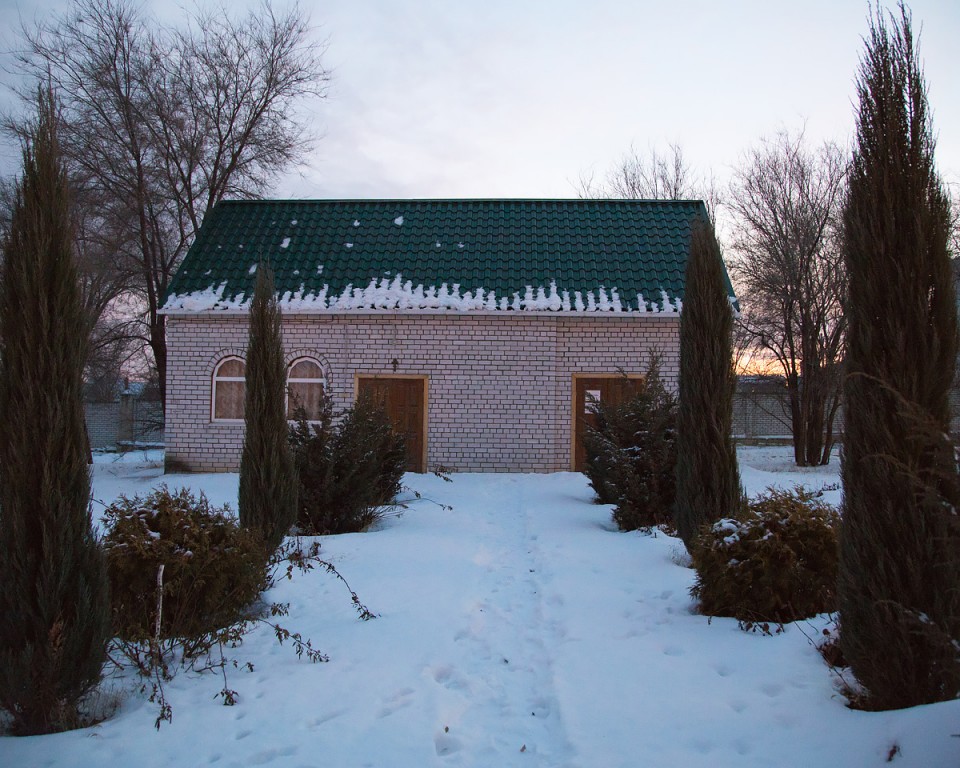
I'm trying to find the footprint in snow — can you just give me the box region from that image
[431,664,469,692]
[377,688,414,718]
[306,709,347,728]
[434,731,463,756]
[690,737,715,754]
[247,746,298,765]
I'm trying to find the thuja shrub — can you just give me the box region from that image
[290,392,406,535]
[610,391,677,531]
[581,405,621,506]
[238,262,297,554]
[582,361,678,529]
[674,218,742,548]
[103,487,268,643]
[690,486,839,623]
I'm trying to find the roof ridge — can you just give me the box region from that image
[216,198,706,205]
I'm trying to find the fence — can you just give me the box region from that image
[85,392,164,450]
[733,378,960,440]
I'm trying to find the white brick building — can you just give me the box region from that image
[161,199,729,473]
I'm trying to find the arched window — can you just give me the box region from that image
[212,357,245,421]
[287,358,325,420]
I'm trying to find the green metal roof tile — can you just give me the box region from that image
[163,199,735,312]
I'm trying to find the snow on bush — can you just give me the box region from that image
[103,487,268,645]
[690,486,840,623]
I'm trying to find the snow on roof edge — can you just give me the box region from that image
[161,275,688,315]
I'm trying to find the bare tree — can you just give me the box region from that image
[8,0,329,408]
[949,181,960,258]
[577,142,721,222]
[728,129,847,466]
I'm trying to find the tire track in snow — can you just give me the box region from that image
[426,475,576,766]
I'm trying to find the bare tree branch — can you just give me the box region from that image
[576,142,721,222]
[6,0,329,408]
[728,128,847,466]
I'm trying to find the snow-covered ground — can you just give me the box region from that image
[2,446,958,768]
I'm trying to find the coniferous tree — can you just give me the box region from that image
[839,4,960,709]
[674,216,743,548]
[238,262,297,553]
[0,87,110,735]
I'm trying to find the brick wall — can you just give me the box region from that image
[732,380,793,439]
[84,398,165,450]
[165,312,680,473]
[117,394,165,446]
[731,390,960,441]
[731,379,847,440]
[85,402,120,449]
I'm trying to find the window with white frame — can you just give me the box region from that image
[212,357,245,421]
[287,358,325,420]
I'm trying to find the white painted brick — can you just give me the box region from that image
[165,314,680,473]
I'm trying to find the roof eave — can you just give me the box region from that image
[159,307,683,319]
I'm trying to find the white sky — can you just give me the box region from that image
[1,0,958,199]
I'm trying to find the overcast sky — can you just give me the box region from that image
[1,0,958,200]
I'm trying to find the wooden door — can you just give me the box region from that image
[573,376,642,472]
[357,377,426,473]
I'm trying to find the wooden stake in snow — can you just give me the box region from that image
[154,564,165,663]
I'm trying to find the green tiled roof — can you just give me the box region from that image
[163,199,733,312]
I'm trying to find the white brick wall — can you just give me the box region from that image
[165,313,680,473]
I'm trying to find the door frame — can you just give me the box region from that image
[354,374,429,473]
[570,373,645,471]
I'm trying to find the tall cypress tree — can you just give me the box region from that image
[0,88,110,735]
[839,4,960,709]
[238,262,297,553]
[674,216,743,548]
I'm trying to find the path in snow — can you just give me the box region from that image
[424,475,575,764]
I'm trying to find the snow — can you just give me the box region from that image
[163,273,685,314]
[163,281,246,311]
[280,237,291,249]
[660,289,676,313]
[394,215,404,226]
[3,446,956,767]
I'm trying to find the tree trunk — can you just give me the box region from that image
[151,313,167,413]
